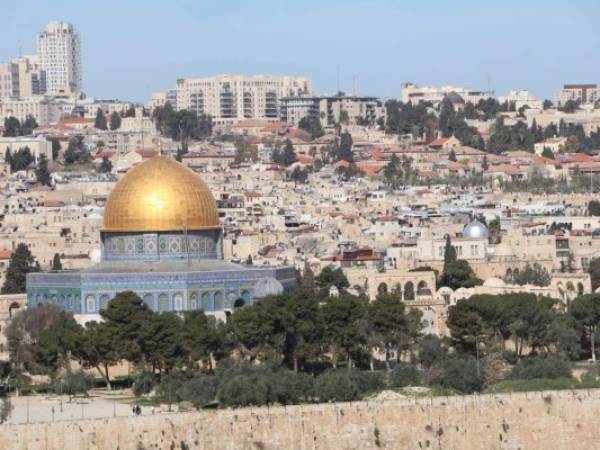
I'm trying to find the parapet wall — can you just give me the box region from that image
[2,389,600,450]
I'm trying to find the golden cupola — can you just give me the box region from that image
[102,156,220,232]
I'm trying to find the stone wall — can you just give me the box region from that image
[2,389,600,450]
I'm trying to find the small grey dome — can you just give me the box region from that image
[463,219,489,239]
[253,277,284,299]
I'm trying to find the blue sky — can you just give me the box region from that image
[1,0,598,102]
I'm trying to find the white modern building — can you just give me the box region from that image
[37,21,82,96]
[280,95,385,128]
[400,82,494,106]
[500,90,543,110]
[155,75,312,124]
[556,84,600,106]
[0,56,46,100]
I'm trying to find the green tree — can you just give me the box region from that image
[290,166,309,184]
[588,258,600,291]
[321,294,369,370]
[99,291,153,365]
[51,253,62,270]
[481,154,489,171]
[300,261,315,291]
[77,321,120,388]
[109,111,121,130]
[98,156,112,173]
[34,311,84,374]
[569,294,600,361]
[182,311,228,371]
[94,108,107,130]
[231,292,323,371]
[588,200,600,217]
[541,147,555,159]
[315,266,350,291]
[10,147,34,172]
[1,243,40,294]
[367,293,423,370]
[140,312,187,373]
[559,99,580,113]
[298,116,324,139]
[35,154,51,186]
[19,116,38,135]
[3,117,21,137]
[512,263,551,287]
[50,138,61,160]
[281,139,297,165]
[64,136,90,165]
[383,154,402,189]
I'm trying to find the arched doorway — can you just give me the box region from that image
[8,302,20,318]
[234,298,245,308]
[377,283,388,295]
[404,282,415,300]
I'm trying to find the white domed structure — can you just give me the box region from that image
[463,219,489,239]
[483,277,506,288]
[253,277,284,299]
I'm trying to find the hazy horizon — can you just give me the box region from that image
[1,0,598,102]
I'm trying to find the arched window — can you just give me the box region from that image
[159,293,169,312]
[404,282,415,300]
[377,283,388,295]
[566,281,575,292]
[417,281,429,295]
[189,292,198,310]
[241,290,251,303]
[86,294,96,313]
[201,292,211,311]
[173,293,184,311]
[99,294,111,310]
[234,298,245,308]
[143,293,155,311]
[8,302,20,318]
[578,282,585,296]
[214,292,224,310]
[392,283,402,295]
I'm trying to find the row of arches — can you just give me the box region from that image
[33,293,80,311]
[377,280,431,300]
[85,290,252,314]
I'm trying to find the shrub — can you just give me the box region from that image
[156,372,188,404]
[54,370,94,396]
[510,354,571,380]
[349,370,385,393]
[389,363,421,387]
[217,367,270,407]
[432,355,484,393]
[268,369,314,405]
[217,365,313,407]
[177,376,218,408]
[132,371,156,396]
[315,370,361,402]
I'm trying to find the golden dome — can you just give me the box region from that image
[102,156,220,232]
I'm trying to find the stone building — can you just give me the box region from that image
[26,156,296,322]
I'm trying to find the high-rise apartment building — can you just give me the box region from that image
[171,75,312,124]
[37,21,82,96]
